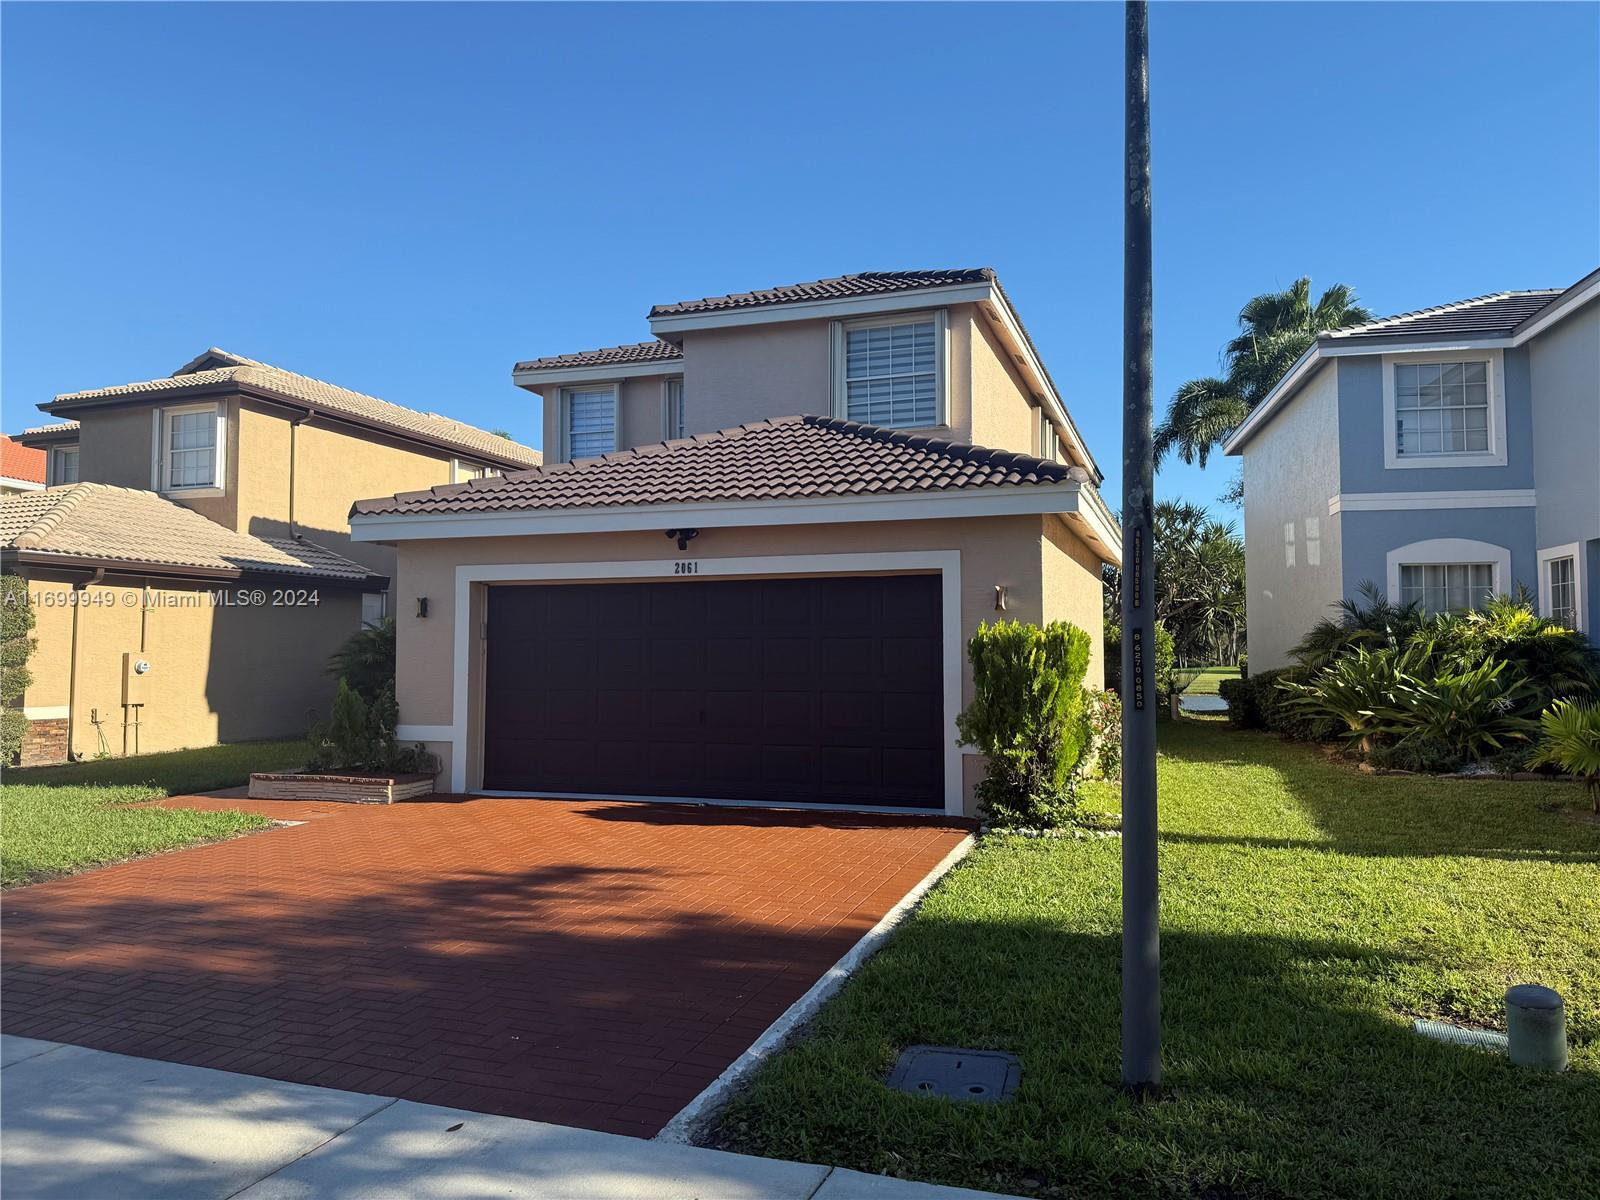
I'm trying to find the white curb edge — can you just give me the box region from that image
[654,832,977,1144]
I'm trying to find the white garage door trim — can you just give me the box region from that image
[447,551,964,815]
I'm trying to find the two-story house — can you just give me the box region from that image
[349,269,1120,816]
[5,349,540,763]
[1224,267,1599,669]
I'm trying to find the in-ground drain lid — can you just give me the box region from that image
[886,1045,1021,1103]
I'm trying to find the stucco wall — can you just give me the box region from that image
[1041,514,1106,688]
[18,574,362,758]
[536,375,679,465]
[387,513,1105,810]
[968,310,1041,455]
[1241,360,1345,670]
[1337,507,1539,604]
[1528,297,1600,551]
[236,402,458,582]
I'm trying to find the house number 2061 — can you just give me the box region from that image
[673,561,700,575]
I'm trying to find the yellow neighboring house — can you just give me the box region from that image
[7,349,541,764]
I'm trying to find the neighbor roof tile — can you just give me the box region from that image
[1322,290,1563,342]
[514,341,682,373]
[2,483,385,582]
[1,435,46,485]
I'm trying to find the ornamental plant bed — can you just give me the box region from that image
[247,770,434,804]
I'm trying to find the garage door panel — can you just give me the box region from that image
[483,576,942,808]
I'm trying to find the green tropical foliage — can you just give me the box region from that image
[306,678,434,775]
[2,575,37,763]
[956,620,1092,828]
[327,617,396,700]
[1104,616,1176,700]
[1528,699,1600,813]
[1290,581,1427,671]
[1103,500,1246,666]
[1156,277,1374,470]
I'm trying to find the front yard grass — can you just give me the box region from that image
[0,783,270,887]
[712,719,1599,1199]
[1184,664,1239,694]
[3,738,307,794]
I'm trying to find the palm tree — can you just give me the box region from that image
[1156,278,1374,469]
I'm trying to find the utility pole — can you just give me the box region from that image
[1120,0,1161,1097]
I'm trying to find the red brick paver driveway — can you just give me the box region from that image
[3,795,967,1136]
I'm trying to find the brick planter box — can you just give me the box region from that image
[247,771,435,804]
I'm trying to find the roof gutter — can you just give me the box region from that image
[1,549,388,591]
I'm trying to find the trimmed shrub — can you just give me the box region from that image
[307,679,435,775]
[2,576,37,764]
[1104,616,1175,700]
[957,620,1092,827]
[1218,676,1263,729]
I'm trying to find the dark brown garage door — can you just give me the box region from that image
[482,574,944,809]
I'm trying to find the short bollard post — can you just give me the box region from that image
[1506,984,1567,1071]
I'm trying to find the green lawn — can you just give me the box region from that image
[1183,665,1240,695]
[713,719,1599,1199]
[4,738,307,794]
[0,783,270,887]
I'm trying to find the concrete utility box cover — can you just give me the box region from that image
[887,1045,1022,1103]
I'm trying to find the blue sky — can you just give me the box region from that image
[3,2,1596,514]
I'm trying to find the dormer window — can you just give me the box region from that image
[49,444,80,485]
[832,311,948,430]
[152,403,226,495]
[561,384,618,460]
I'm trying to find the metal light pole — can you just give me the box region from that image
[1120,0,1161,1097]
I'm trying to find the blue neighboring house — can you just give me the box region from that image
[1225,267,1599,670]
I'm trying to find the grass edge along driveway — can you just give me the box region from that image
[1,740,298,887]
[711,718,1599,1200]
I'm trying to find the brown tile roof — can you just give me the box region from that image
[353,414,1077,517]
[1,436,46,485]
[649,270,995,317]
[1322,290,1563,342]
[46,349,541,469]
[514,341,682,373]
[2,483,385,583]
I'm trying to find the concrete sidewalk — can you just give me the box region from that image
[0,1037,1016,1200]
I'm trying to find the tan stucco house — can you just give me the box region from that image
[350,270,1120,816]
[6,349,541,763]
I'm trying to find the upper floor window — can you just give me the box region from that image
[663,378,685,440]
[361,591,388,629]
[1394,361,1489,456]
[1382,352,1505,470]
[154,403,224,493]
[562,385,617,460]
[832,311,947,429]
[49,444,79,485]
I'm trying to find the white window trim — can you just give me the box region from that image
[1537,542,1587,633]
[150,402,227,497]
[559,383,619,462]
[830,309,950,430]
[661,377,685,441]
[1381,349,1507,470]
[444,551,965,815]
[1386,538,1511,606]
[47,443,80,486]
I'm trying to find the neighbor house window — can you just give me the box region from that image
[49,444,79,485]
[833,311,947,429]
[155,404,222,491]
[663,378,685,440]
[1399,563,1494,614]
[1393,360,1490,457]
[361,591,388,629]
[1546,555,1578,629]
[562,386,617,459]
[452,460,488,483]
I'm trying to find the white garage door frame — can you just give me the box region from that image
[437,550,965,815]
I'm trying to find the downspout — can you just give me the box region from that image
[288,413,308,540]
[66,567,106,761]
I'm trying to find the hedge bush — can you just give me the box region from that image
[2,575,37,764]
[956,620,1092,828]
